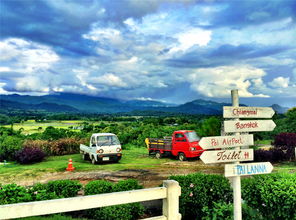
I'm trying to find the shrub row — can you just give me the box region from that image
[23,138,85,156]
[169,172,296,220]
[242,173,296,220]
[0,137,86,164]
[0,180,82,205]
[254,132,296,163]
[84,179,144,220]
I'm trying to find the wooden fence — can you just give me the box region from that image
[0,180,181,220]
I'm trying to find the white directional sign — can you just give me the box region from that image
[200,149,253,164]
[223,106,275,118]
[199,134,254,150]
[225,162,273,177]
[224,120,276,133]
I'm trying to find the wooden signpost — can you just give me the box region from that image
[225,162,273,177]
[224,120,276,132]
[200,149,253,164]
[199,134,254,149]
[223,106,275,118]
[199,89,276,220]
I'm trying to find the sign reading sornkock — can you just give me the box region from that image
[223,107,275,118]
[224,120,276,132]
[199,134,254,150]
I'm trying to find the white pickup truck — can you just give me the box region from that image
[80,133,122,164]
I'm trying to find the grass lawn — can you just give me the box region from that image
[0,147,172,184]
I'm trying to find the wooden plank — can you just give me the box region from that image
[200,149,253,164]
[224,120,276,132]
[199,134,253,150]
[223,106,275,118]
[225,162,273,177]
[0,187,167,219]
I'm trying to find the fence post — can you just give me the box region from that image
[163,180,181,220]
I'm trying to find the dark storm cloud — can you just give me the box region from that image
[211,0,296,28]
[165,44,292,68]
[0,0,100,56]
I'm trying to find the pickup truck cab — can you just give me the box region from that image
[80,133,122,164]
[146,130,203,161]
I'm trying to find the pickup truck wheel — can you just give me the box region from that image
[82,154,88,160]
[91,157,97,165]
[178,153,186,161]
[155,151,162,159]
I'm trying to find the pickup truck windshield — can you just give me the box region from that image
[97,135,120,146]
[185,132,200,142]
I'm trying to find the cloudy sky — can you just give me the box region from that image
[0,0,295,107]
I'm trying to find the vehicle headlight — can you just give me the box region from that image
[97,149,104,154]
[116,148,121,152]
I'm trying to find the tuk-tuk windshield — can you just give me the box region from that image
[96,135,120,146]
[185,132,200,142]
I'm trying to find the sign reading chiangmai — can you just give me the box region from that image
[224,120,276,133]
[200,149,253,164]
[223,106,275,118]
[225,162,273,177]
[199,134,254,150]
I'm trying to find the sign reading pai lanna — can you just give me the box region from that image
[224,162,273,177]
[224,120,276,133]
[223,106,275,118]
[200,149,253,164]
[199,134,254,150]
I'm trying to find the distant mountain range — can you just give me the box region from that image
[0,93,290,115]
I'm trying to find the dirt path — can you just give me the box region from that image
[12,161,224,188]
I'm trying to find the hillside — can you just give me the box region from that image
[0,93,289,115]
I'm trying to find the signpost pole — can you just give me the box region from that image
[231,89,242,220]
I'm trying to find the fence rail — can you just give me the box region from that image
[0,180,181,220]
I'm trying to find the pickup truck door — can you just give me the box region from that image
[173,132,189,152]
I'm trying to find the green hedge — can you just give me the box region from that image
[169,173,233,219]
[84,179,144,220]
[242,173,296,220]
[170,172,296,220]
[0,180,82,205]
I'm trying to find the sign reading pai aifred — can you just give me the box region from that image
[199,134,254,150]
[200,149,253,164]
[225,162,273,177]
[223,106,275,118]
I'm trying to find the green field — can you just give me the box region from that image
[3,120,86,134]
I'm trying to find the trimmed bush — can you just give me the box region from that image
[0,183,32,204]
[274,132,296,161]
[28,183,59,201]
[169,173,233,219]
[84,179,144,220]
[0,136,23,161]
[242,173,296,219]
[46,180,82,198]
[84,180,113,195]
[15,147,46,164]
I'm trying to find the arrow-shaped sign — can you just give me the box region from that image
[200,149,253,164]
[224,120,276,133]
[223,106,275,118]
[199,134,254,150]
[225,162,273,177]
